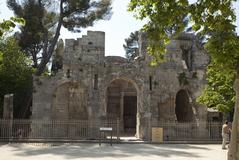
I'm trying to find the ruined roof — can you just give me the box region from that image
[105,56,128,64]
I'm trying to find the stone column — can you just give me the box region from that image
[3,94,14,119]
[137,89,152,140]
[2,94,14,139]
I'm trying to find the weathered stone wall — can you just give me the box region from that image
[32,31,209,139]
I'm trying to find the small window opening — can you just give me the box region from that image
[149,76,152,91]
[158,102,160,121]
[94,74,98,89]
[66,69,71,78]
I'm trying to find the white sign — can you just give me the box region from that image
[100,127,112,131]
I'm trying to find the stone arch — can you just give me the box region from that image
[175,89,194,122]
[105,77,139,135]
[106,77,140,92]
[103,77,141,112]
[52,82,88,120]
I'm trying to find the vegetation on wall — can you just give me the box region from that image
[178,72,189,86]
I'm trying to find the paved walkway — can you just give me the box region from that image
[0,143,227,160]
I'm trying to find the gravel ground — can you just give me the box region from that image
[0,143,227,160]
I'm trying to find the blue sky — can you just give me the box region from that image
[0,0,238,57]
[0,0,146,57]
[60,0,146,57]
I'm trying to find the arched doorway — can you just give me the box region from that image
[106,79,137,136]
[52,82,88,120]
[175,90,193,122]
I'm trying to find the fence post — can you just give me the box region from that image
[148,117,151,142]
[116,118,120,142]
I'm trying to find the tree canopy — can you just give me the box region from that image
[0,37,32,118]
[7,0,51,68]
[0,17,24,37]
[123,31,139,60]
[8,0,112,75]
[128,0,239,67]
[129,0,239,159]
[197,61,235,113]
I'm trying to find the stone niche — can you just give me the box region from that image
[52,82,88,120]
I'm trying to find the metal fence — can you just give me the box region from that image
[150,121,222,142]
[0,119,119,142]
[0,119,222,143]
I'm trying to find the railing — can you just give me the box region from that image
[0,119,223,142]
[0,119,119,142]
[151,121,222,141]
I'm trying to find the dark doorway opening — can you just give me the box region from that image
[123,96,137,134]
[106,79,137,136]
[175,90,193,122]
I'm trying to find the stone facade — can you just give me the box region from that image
[32,31,209,139]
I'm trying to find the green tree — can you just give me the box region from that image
[123,31,139,60]
[7,0,53,68]
[197,61,235,113]
[129,0,239,159]
[0,37,32,118]
[0,17,24,37]
[8,0,112,75]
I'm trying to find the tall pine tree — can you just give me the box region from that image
[123,31,139,60]
[8,0,112,75]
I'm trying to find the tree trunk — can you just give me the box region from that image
[228,73,239,160]
[35,0,64,76]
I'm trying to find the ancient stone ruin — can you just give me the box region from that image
[3,94,13,120]
[32,31,209,139]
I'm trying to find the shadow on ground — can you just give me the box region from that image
[2,143,212,159]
